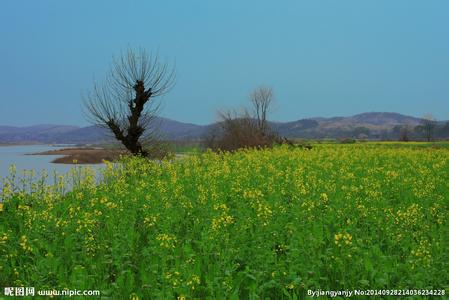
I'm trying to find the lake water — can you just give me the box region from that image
[0,145,103,190]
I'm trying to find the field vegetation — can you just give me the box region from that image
[0,143,448,298]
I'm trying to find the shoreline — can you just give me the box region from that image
[29,147,127,164]
[0,143,45,147]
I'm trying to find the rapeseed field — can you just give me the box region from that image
[0,144,448,298]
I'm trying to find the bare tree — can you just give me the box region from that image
[204,86,281,151]
[250,86,273,134]
[399,124,412,142]
[420,114,437,142]
[83,48,175,156]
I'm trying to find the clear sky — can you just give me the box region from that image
[1,0,448,126]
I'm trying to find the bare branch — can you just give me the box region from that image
[420,114,437,142]
[250,86,273,133]
[83,48,175,156]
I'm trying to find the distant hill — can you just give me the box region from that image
[0,124,80,143]
[0,118,209,144]
[155,117,208,140]
[347,112,422,126]
[275,112,427,139]
[0,113,447,143]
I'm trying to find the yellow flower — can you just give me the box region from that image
[19,235,32,252]
[156,233,176,249]
[334,232,352,247]
[320,193,328,202]
[129,293,139,300]
[187,275,201,290]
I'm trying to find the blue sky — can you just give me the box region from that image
[1,0,448,126]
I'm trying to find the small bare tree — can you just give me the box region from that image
[420,114,437,142]
[83,49,175,157]
[250,86,273,134]
[204,86,281,151]
[399,124,412,142]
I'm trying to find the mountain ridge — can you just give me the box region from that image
[0,112,446,143]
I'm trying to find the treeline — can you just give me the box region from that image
[390,121,448,141]
[274,122,449,141]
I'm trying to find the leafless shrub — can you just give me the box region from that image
[204,87,283,151]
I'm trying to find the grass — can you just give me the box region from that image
[366,141,449,149]
[0,143,448,298]
[168,141,203,155]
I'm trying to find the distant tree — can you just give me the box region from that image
[83,48,175,157]
[250,86,274,134]
[420,114,437,142]
[434,121,449,139]
[398,124,412,142]
[353,127,370,139]
[444,121,449,131]
[204,86,281,151]
[442,121,449,138]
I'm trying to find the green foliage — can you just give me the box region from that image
[1,144,448,298]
